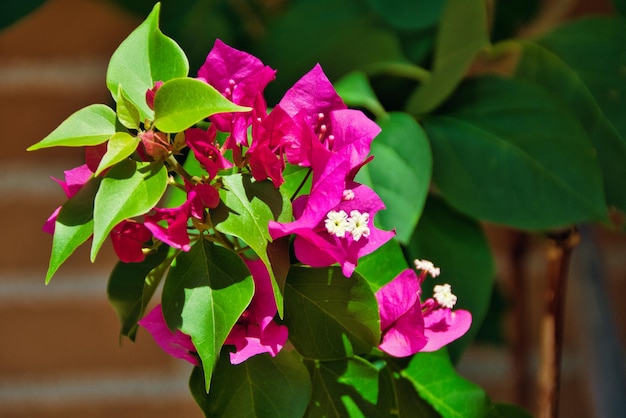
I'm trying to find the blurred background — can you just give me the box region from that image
[0,0,624,417]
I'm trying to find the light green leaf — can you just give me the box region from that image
[423,75,609,229]
[213,174,290,317]
[162,240,254,391]
[115,85,141,130]
[406,0,490,115]
[107,244,173,340]
[190,350,311,417]
[153,77,250,133]
[106,3,189,120]
[95,132,141,176]
[27,104,116,150]
[400,350,491,418]
[46,177,100,283]
[305,356,387,418]
[284,266,380,360]
[355,112,431,243]
[334,71,386,119]
[406,195,495,361]
[91,160,167,260]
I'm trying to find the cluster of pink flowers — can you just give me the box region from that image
[44,39,470,366]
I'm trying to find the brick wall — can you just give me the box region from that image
[0,1,624,417]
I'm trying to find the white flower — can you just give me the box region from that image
[347,210,370,241]
[325,210,350,238]
[414,259,440,278]
[433,283,457,309]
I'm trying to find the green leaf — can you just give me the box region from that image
[163,240,254,391]
[107,244,173,340]
[355,112,431,243]
[405,195,495,361]
[153,77,251,132]
[334,71,386,119]
[27,104,116,151]
[367,0,446,31]
[400,350,491,418]
[490,403,533,418]
[106,2,189,120]
[284,266,380,360]
[406,0,490,115]
[305,357,386,418]
[423,75,609,229]
[355,239,408,293]
[213,174,290,317]
[95,132,141,176]
[45,177,101,283]
[190,350,311,418]
[382,360,441,417]
[115,85,142,130]
[91,160,168,260]
[514,40,626,213]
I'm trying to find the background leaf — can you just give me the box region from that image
[153,77,250,132]
[190,350,311,418]
[356,112,431,243]
[405,195,495,361]
[107,244,173,340]
[162,240,254,391]
[366,0,446,31]
[46,177,100,283]
[27,104,116,150]
[106,2,189,120]
[423,75,608,229]
[334,71,386,119]
[91,160,167,260]
[405,0,490,115]
[284,266,380,360]
[0,0,46,29]
[355,239,408,292]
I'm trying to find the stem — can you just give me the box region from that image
[166,154,200,184]
[511,231,531,410]
[290,168,312,201]
[536,227,579,418]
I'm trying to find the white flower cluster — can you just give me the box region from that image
[414,259,441,278]
[433,283,457,309]
[325,210,371,241]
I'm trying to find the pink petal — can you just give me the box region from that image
[110,220,152,263]
[421,309,472,352]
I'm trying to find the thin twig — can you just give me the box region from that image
[537,227,580,418]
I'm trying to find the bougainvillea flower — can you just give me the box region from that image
[224,258,288,364]
[144,201,192,252]
[185,126,232,179]
[269,181,395,277]
[185,181,220,220]
[43,164,93,234]
[375,263,472,357]
[198,39,276,145]
[110,220,152,263]
[138,304,199,366]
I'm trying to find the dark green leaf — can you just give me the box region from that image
[513,40,626,212]
[383,360,441,417]
[406,0,490,115]
[91,160,167,260]
[45,177,100,283]
[305,357,386,417]
[489,403,533,418]
[162,240,254,391]
[107,244,173,340]
[153,77,250,132]
[213,174,290,316]
[355,239,408,292]
[405,195,495,361]
[27,104,116,150]
[94,132,140,176]
[400,350,491,418]
[190,350,311,418]
[0,1,46,30]
[367,0,446,31]
[284,266,380,360]
[106,3,189,120]
[423,75,609,229]
[356,112,431,243]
